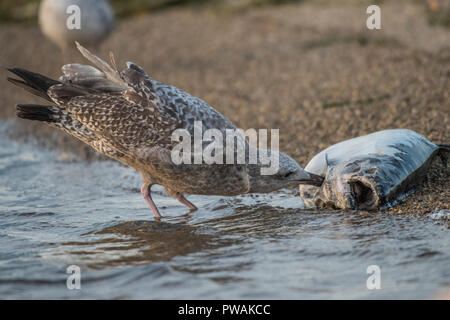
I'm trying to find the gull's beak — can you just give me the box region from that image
[294,170,324,187]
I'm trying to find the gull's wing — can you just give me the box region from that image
[120,60,237,136]
[47,85,181,159]
[54,43,242,158]
[74,42,237,135]
[7,67,123,159]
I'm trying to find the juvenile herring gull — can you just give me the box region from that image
[7,43,323,218]
[39,0,114,50]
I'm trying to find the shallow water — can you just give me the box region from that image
[0,122,449,299]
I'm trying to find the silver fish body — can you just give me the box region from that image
[300,129,443,210]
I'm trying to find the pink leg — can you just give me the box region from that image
[177,194,198,211]
[141,184,161,218]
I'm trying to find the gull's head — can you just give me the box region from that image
[248,151,323,193]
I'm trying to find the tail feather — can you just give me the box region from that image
[7,77,50,101]
[16,104,57,123]
[7,68,60,102]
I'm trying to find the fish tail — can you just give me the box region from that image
[437,144,449,167]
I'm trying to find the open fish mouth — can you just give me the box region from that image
[347,178,379,210]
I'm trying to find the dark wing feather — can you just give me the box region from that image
[48,86,181,158]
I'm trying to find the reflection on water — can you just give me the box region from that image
[61,220,237,269]
[0,121,449,299]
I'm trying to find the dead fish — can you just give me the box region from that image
[299,129,448,210]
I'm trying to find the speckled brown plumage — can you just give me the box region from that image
[7,43,322,218]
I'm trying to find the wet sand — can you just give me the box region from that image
[0,1,448,214]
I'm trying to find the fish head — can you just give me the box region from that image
[325,160,381,210]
